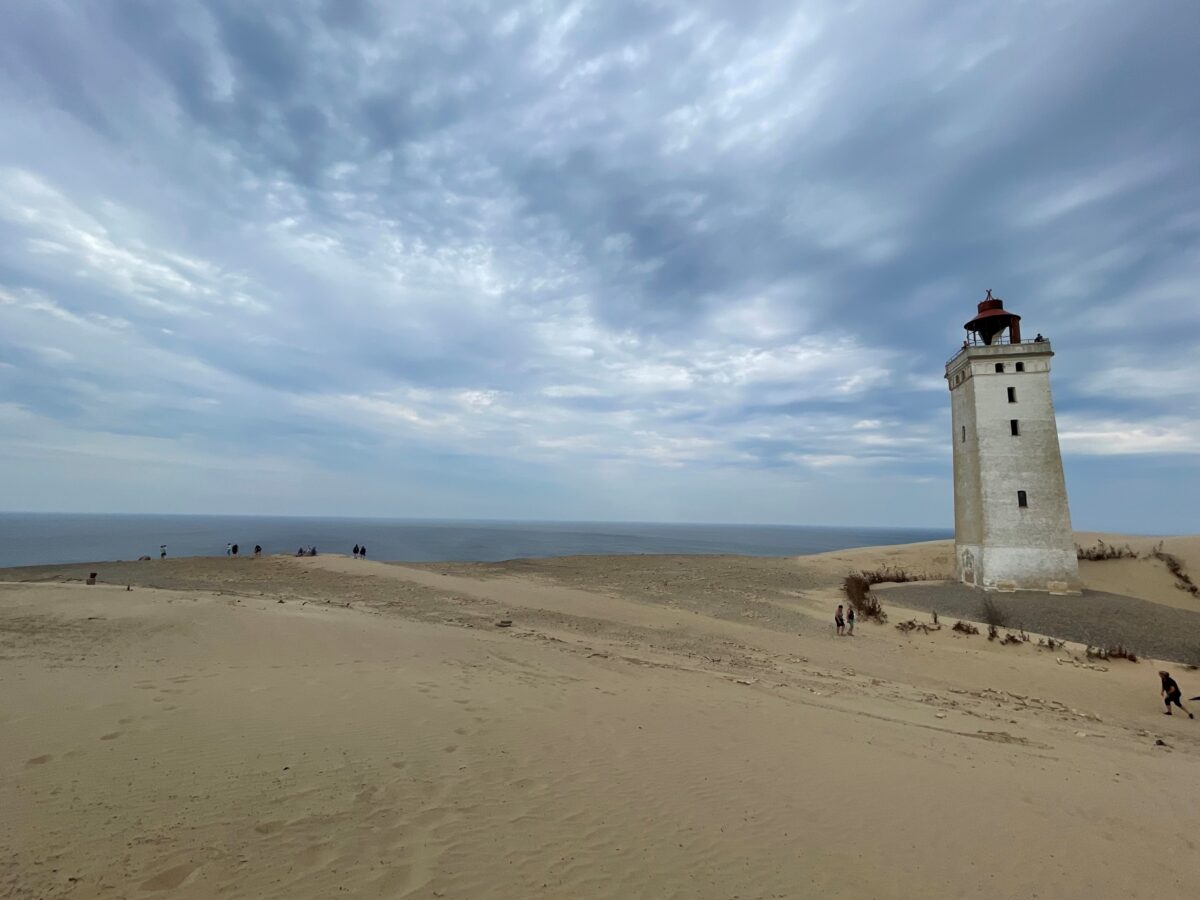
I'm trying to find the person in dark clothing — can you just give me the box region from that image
[353,544,360,559]
[254,545,262,557]
[834,604,845,636]
[1160,671,1194,718]
[359,545,366,559]
[232,544,238,557]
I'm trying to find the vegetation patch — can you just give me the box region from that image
[841,574,887,623]
[1076,540,1138,561]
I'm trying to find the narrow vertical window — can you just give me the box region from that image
[1015,362,1025,372]
[994,363,1004,373]
[961,425,966,443]
[1017,490,1028,508]
[1007,387,1016,403]
[1010,419,1020,435]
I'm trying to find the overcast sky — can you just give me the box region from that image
[1,1,1197,532]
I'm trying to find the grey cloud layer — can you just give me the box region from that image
[0,0,1197,528]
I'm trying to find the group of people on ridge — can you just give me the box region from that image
[225,543,262,557]
[352,544,368,559]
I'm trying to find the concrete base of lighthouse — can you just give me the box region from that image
[956,542,1081,594]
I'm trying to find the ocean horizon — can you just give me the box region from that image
[0,513,952,569]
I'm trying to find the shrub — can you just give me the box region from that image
[952,621,979,635]
[1150,543,1200,596]
[842,574,887,622]
[987,624,1000,641]
[856,566,926,586]
[1076,540,1139,561]
[979,596,1009,628]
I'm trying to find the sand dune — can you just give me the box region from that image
[2,537,1199,898]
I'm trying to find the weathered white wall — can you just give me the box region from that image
[946,342,1080,593]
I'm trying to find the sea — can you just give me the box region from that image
[0,513,951,569]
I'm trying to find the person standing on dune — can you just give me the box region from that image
[846,605,856,636]
[359,545,366,560]
[353,544,360,559]
[834,604,845,636]
[1160,670,1194,718]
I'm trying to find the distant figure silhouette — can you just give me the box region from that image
[226,542,232,556]
[254,545,262,557]
[353,544,360,559]
[160,545,167,559]
[309,547,318,557]
[232,544,239,557]
[297,547,305,557]
[359,545,366,560]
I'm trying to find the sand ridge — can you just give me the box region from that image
[2,535,1199,898]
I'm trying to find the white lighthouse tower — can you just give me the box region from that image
[945,292,1080,593]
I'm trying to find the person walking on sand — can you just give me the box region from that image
[834,604,845,636]
[846,605,856,636]
[1160,670,1194,718]
[359,544,366,560]
[226,542,232,556]
[254,545,262,558]
[160,545,167,559]
[353,544,360,559]
[232,543,238,557]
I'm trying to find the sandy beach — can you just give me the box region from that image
[3,534,1199,899]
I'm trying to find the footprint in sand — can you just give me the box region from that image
[442,744,458,753]
[254,820,285,835]
[26,754,52,766]
[139,863,197,891]
[100,732,122,741]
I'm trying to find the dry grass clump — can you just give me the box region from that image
[895,619,941,635]
[1150,543,1199,596]
[1087,645,1139,663]
[842,574,887,623]
[952,621,979,635]
[1076,540,1139,561]
[856,566,929,586]
[1037,636,1065,651]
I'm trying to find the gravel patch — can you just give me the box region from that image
[881,582,1200,666]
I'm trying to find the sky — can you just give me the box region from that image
[1,1,1197,532]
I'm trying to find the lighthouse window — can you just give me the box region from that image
[1007,387,1017,403]
[1015,362,1025,372]
[1017,490,1028,508]
[961,425,966,442]
[1010,419,1020,436]
[995,363,1004,373]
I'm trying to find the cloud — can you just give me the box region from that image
[0,0,1197,530]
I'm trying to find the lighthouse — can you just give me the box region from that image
[945,292,1080,593]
